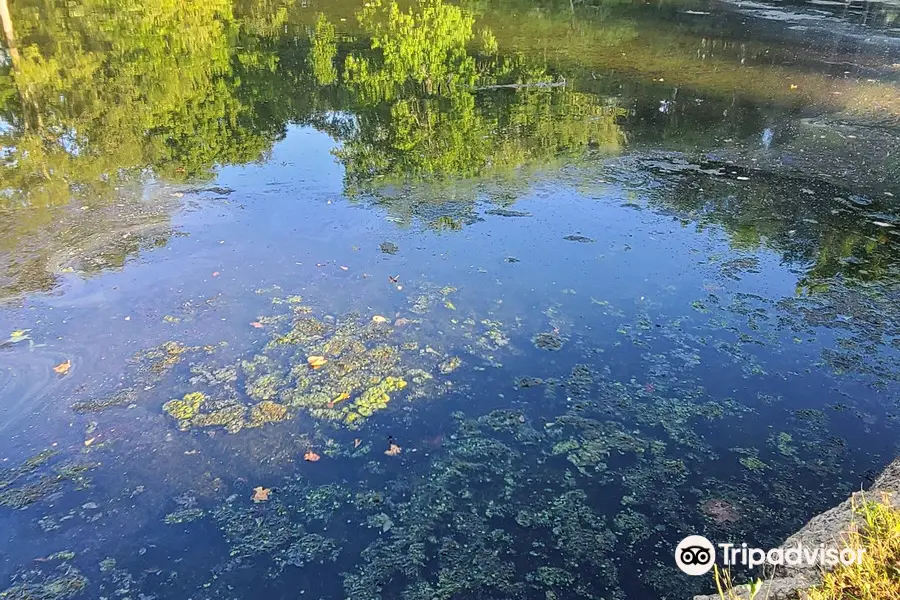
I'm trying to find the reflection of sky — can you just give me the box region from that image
[2,119,900,598]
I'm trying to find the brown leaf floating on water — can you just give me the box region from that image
[385,442,402,457]
[304,450,321,462]
[252,486,271,503]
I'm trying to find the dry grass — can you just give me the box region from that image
[807,493,900,600]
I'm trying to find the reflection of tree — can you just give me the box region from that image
[310,0,625,192]
[659,164,900,293]
[0,0,282,209]
[0,0,286,298]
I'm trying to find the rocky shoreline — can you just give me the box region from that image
[694,457,900,600]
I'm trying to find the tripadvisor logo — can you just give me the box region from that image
[675,535,716,575]
[674,535,866,576]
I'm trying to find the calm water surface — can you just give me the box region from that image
[1,0,899,598]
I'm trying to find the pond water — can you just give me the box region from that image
[1,0,899,598]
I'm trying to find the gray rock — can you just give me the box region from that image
[693,456,900,600]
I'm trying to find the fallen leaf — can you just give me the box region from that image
[252,486,271,502]
[53,360,72,375]
[372,315,388,324]
[385,442,402,457]
[354,438,362,448]
[84,437,96,446]
[307,355,328,369]
[333,392,350,404]
[250,322,264,328]
[789,84,798,90]
[304,450,321,462]
[212,271,220,277]
[340,265,349,271]
[444,300,456,310]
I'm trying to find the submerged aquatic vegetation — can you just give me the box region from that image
[164,508,205,525]
[163,391,207,423]
[533,331,563,351]
[70,389,137,414]
[0,563,87,600]
[151,294,493,433]
[0,452,96,509]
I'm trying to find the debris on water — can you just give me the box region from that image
[563,235,594,243]
[252,486,272,503]
[505,256,520,263]
[53,360,72,375]
[304,450,321,462]
[371,315,389,324]
[379,241,399,254]
[385,439,402,456]
[307,355,328,369]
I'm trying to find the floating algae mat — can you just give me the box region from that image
[147,296,480,432]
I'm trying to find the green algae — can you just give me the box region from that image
[164,508,205,525]
[0,567,87,600]
[532,332,563,351]
[0,450,56,490]
[163,391,207,422]
[70,388,137,414]
[0,454,96,510]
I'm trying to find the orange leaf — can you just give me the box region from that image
[385,442,402,457]
[252,486,271,503]
[304,450,321,462]
[250,322,264,328]
[53,360,71,375]
[307,355,327,369]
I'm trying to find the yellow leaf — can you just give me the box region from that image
[372,315,388,323]
[307,355,327,369]
[53,360,71,375]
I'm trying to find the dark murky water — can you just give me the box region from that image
[1,0,899,598]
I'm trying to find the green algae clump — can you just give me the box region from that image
[163,392,207,423]
[248,401,290,426]
[345,376,407,424]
